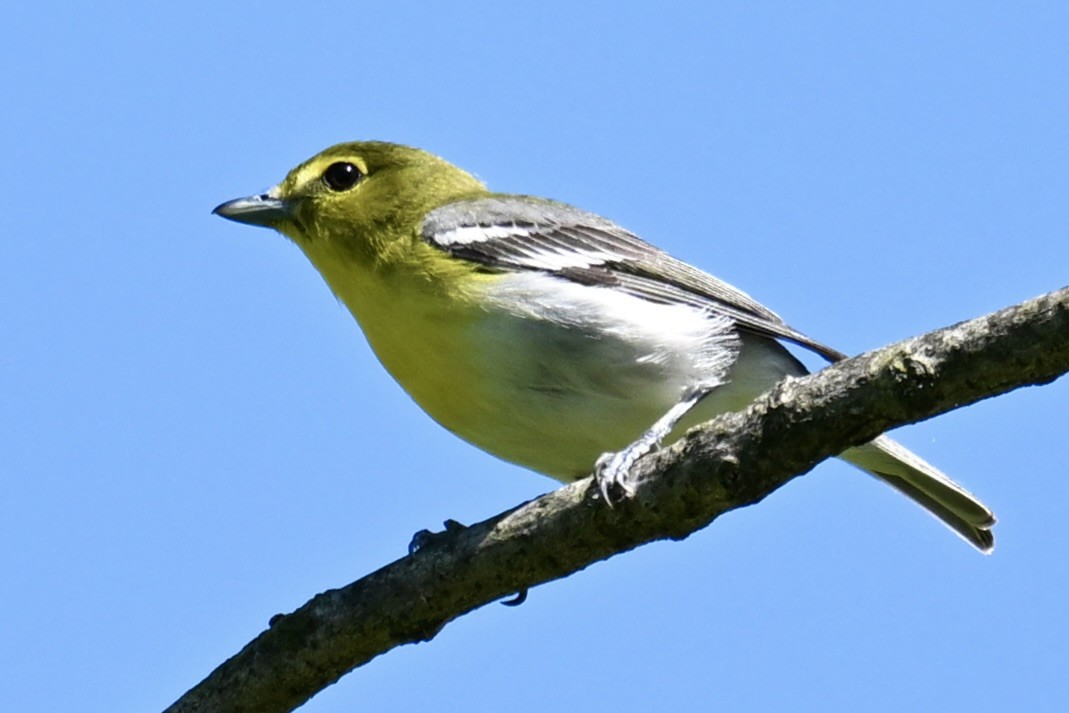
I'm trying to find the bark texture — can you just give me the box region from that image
[166,286,1069,713]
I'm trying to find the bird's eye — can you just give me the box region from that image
[322,162,363,191]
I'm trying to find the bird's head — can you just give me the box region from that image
[214,141,486,265]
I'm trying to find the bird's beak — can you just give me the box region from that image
[212,187,293,227]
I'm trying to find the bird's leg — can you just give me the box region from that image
[594,386,713,503]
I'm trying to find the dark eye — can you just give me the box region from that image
[322,162,363,191]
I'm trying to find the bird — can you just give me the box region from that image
[213,140,995,552]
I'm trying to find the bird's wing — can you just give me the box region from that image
[422,196,845,361]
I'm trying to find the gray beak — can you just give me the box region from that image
[212,191,293,227]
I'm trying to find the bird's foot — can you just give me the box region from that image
[408,518,467,555]
[500,589,528,607]
[592,388,712,504]
[594,435,661,505]
[408,519,528,606]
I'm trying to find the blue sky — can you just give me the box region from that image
[3,3,1067,711]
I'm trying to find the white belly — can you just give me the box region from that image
[336,266,804,482]
[437,273,803,480]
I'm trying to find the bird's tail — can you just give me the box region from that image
[840,435,995,553]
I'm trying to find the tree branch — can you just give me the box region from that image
[165,286,1069,713]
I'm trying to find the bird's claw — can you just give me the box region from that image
[594,439,659,505]
[408,518,467,554]
[501,589,528,606]
[409,521,530,607]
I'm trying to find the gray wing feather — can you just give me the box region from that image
[422,197,845,361]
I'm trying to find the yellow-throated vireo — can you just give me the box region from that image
[214,141,995,552]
